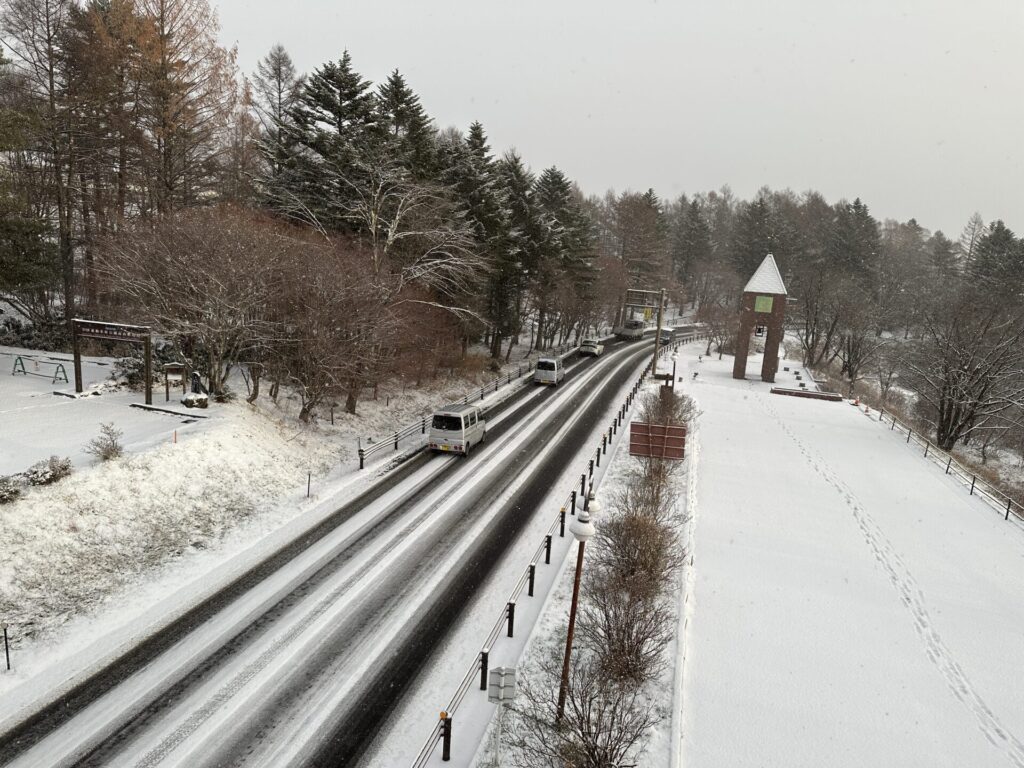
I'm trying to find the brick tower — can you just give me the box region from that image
[732,253,787,382]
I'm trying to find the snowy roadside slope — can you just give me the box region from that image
[682,351,1024,768]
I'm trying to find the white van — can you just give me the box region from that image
[534,357,565,386]
[428,404,486,457]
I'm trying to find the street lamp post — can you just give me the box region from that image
[671,352,678,388]
[556,494,599,722]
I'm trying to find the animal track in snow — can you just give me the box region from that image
[759,396,1024,767]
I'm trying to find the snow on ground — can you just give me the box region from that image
[0,345,207,476]
[0,341,562,702]
[681,348,1024,768]
[0,402,337,643]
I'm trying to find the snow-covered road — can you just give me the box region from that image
[682,351,1024,768]
[0,338,659,768]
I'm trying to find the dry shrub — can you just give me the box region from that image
[508,647,659,768]
[639,388,699,427]
[578,574,674,685]
[24,456,73,486]
[591,508,682,599]
[85,423,124,461]
[0,476,20,504]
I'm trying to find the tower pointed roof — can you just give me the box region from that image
[743,253,787,295]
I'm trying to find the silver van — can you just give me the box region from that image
[428,404,486,457]
[533,357,565,386]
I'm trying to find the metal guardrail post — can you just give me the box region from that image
[358,449,365,470]
[596,445,601,468]
[441,713,452,761]
[545,534,552,564]
[891,418,896,431]
[506,601,515,637]
[1007,499,1013,521]
[946,457,952,474]
[560,507,566,536]
[571,489,577,516]
[970,475,976,495]
[924,443,929,458]
[906,429,912,444]
[422,417,426,434]
[394,432,399,450]
[528,563,536,595]
[480,650,489,690]
[588,460,594,479]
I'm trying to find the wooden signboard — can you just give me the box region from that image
[629,422,687,460]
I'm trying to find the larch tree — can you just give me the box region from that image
[1,0,76,330]
[957,211,987,272]
[138,0,238,211]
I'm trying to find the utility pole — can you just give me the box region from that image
[650,288,666,375]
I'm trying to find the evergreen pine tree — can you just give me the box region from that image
[495,149,542,356]
[972,220,1024,294]
[534,167,593,346]
[273,50,380,230]
[926,231,959,280]
[375,70,436,179]
[671,198,712,286]
[731,196,773,278]
[827,197,880,277]
[439,122,513,355]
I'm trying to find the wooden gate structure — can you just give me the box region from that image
[72,319,153,405]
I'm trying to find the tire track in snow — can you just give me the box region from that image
[760,395,1024,767]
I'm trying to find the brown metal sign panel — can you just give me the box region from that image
[73,319,151,342]
[629,422,687,459]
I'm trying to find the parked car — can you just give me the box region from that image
[533,357,566,386]
[580,338,604,356]
[427,404,486,457]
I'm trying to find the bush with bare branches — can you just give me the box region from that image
[508,646,659,768]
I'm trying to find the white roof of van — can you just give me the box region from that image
[436,403,479,414]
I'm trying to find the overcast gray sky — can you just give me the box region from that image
[217,0,1023,238]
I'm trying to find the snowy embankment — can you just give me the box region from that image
[681,350,1024,768]
[0,405,336,641]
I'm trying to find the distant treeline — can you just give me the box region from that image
[1,0,1021,439]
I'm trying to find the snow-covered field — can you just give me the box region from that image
[682,349,1024,767]
[0,345,208,476]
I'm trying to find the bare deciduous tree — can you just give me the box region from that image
[901,283,1024,450]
